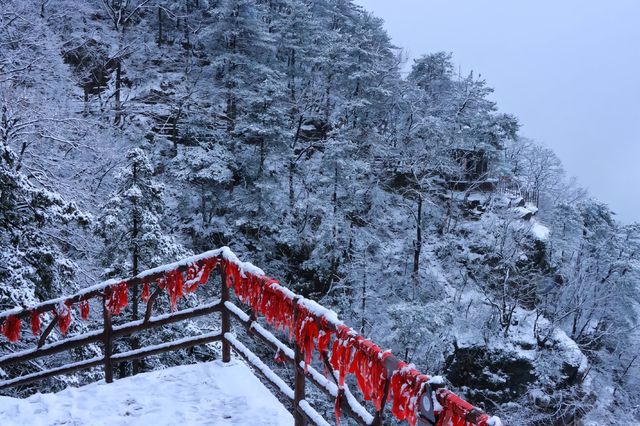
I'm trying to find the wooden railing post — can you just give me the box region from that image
[220,260,231,363]
[102,293,114,383]
[293,298,306,426]
[372,376,391,425]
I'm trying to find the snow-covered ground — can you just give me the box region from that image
[0,360,293,426]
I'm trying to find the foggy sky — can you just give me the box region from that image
[355,0,640,223]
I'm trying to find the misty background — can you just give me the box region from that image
[356,0,640,223]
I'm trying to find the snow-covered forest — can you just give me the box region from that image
[0,0,638,424]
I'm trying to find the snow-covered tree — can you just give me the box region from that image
[96,148,186,304]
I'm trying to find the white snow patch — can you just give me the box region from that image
[427,375,444,385]
[530,221,550,241]
[299,400,331,426]
[0,360,292,425]
[487,416,503,426]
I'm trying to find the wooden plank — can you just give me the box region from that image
[0,330,104,368]
[103,294,113,383]
[111,332,222,363]
[143,286,163,323]
[220,263,231,363]
[293,298,307,426]
[298,401,332,426]
[0,301,221,368]
[225,333,294,400]
[37,317,58,349]
[0,356,103,390]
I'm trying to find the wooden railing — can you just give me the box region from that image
[496,177,539,207]
[0,248,501,426]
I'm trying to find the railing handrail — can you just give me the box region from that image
[0,248,501,426]
[0,248,235,321]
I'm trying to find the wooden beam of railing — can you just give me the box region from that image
[0,332,223,390]
[111,331,222,364]
[0,301,222,368]
[292,298,307,426]
[225,332,294,400]
[220,262,231,363]
[143,286,163,324]
[103,293,113,383]
[0,356,104,390]
[0,329,104,368]
[298,400,332,426]
[37,317,58,349]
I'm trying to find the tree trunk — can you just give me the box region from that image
[131,162,140,375]
[360,267,367,335]
[114,59,122,124]
[288,116,303,214]
[413,193,422,299]
[157,6,163,46]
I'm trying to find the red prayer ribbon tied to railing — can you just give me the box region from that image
[185,257,217,294]
[79,300,90,321]
[105,282,128,316]
[390,363,431,426]
[165,270,184,312]
[328,325,392,425]
[435,389,493,426]
[56,302,72,335]
[30,311,41,336]
[1,315,21,342]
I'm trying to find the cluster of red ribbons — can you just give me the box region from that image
[221,259,334,373]
[328,325,393,424]
[105,257,218,315]
[105,282,129,316]
[1,315,21,342]
[80,300,90,320]
[1,257,219,343]
[223,260,317,359]
[220,262,397,425]
[390,363,432,426]
[56,302,72,335]
[221,259,494,426]
[434,389,492,426]
[30,311,40,336]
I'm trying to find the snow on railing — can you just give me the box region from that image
[0,247,501,426]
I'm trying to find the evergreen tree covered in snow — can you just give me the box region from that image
[96,148,186,301]
[0,120,87,310]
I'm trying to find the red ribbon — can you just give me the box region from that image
[30,311,41,336]
[106,282,128,315]
[56,302,72,335]
[1,315,21,342]
[79,300,90,320]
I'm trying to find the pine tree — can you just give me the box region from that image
[95,148,187,374]
[96,147,186,300]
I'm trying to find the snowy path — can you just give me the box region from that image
[0,360,293,426]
